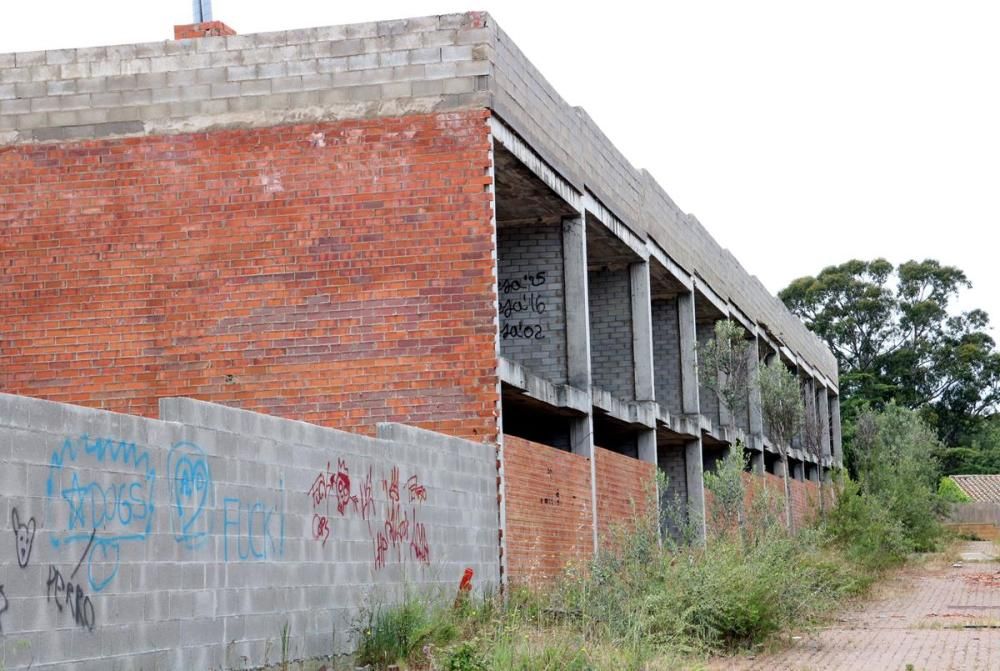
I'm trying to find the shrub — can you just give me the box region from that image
[938,476,972,503]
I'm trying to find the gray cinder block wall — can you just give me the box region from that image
[497,224,567,383]
[651,298,682,416]
[588,267,635,400]
[0,393,498,671]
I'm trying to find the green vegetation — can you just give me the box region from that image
[780,258,1000,461]
[937,476,972,503]
[352,407,948,670]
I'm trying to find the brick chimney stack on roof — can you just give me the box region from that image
[173,21,236,40]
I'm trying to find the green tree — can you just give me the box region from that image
[697,319,753,429]
[758,358,804,529]
[780,259,1000,446]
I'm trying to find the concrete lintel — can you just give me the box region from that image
[796,356,818,380]
[727,303,755,333]
[591,386,656,428]
[499,357,590,414]
[488,116,581,212]
[646,240,693,291]
[655,406,700,438]
[693,278,729,317]
[583,192,648,260]
[703,422,748,448]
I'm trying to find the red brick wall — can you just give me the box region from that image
[594,447,656,541]
[0,111,498,441]
[706,472,831,534]
[503,435,593,584]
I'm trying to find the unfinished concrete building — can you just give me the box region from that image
[0,12,841,585]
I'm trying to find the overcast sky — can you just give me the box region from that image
[3,1,998,336]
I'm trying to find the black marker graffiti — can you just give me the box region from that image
[46,566,95,632]
[11,508,36,569]
[71,529,97,581]
[500,271,548,340]
[0,585,8,634]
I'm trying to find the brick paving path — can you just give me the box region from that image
[717,542,1000,671]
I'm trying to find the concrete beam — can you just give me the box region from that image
[489,116,582,212]
[591,388,657,428]
[499,357,591,414]
[646,240,694,292]
[694,278,729,317]
[583,192,648,260]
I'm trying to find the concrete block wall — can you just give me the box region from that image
[0,393,499,670]
[0,13,492,145]
[497,224,567,384]
[588,268,635,400]
[652,298,683,415]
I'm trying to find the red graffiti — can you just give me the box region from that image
[333,458,358,516]
[305,457,432,570]
[385,504,410,551]
[308,469,330,508]
[383,466,400,503]
[312,514,330,547]
[359,467,375,521]
[411,521,430,564]
[406,475,427,503]
[374,530,389,571]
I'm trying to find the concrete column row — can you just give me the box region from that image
[513,213,840,546]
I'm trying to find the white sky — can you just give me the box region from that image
[3,1,998,337]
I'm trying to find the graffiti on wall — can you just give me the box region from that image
[167,441,213,549]
[307,460,431,570]
[222,484,286,562]
[500,271,548,340]
[11,508,35,569]
[46,435,156,592]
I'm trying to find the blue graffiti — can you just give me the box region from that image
[222,480,285,562]
[167,441,213,549]
[46,434,155,592]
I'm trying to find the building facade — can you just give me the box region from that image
[0,12,841,583]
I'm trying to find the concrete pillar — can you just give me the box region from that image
[802,377,817,459]
[830,395,843,466]
[638,429,657,465]
[678,291,699,416]
[750,450,765,474]
[773,456,787,478]
[631,262,658,467]
[817,385,831,463]
[748,337,764,448]
[562,216,592,394]
[561,214,597,553]
[630,261,655,403]
[685,437,707,543]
